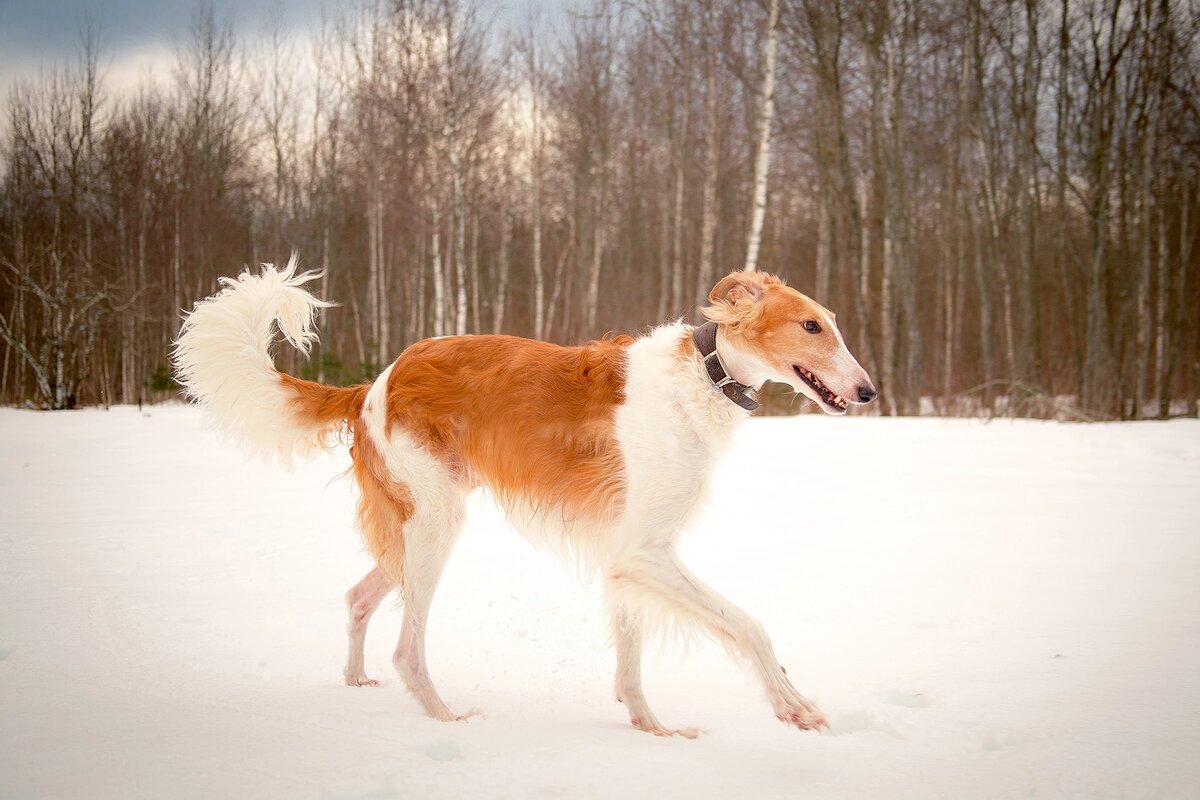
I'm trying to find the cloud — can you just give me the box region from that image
[0,0,325,101]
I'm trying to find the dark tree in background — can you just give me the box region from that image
[1,0,1198,418]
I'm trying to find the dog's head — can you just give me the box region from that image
[703,271,876,415]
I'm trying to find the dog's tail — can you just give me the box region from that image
[172,256,369,463]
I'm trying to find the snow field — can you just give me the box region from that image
[1,406,1198,798]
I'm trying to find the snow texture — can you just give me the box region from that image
[2,406,1198,799]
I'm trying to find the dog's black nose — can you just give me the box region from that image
[857,384,877,403]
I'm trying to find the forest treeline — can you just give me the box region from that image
[1,0,1198,418]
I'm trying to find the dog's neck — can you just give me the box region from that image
[692,322,758,412]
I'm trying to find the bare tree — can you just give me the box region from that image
[696,0,723,304]
[0,30,108,408]
[517,13,548,339]
[744,0,780,273]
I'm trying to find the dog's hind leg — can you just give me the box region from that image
[611,549,827,732]
[353,434,474,720]
[610,601,699,738]
[342,566,392,686]
[389,491,477,722]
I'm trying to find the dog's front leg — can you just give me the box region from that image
[608,603,700,738]
[609,550,827,731]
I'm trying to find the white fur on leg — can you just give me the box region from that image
[343,567,392,687]
[608,550,827,731]
[362,372,477,721]
[611,604,699,738]
[172,255,332,463]
[394,618,480,722]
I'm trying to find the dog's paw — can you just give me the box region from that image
[344,673,381,687]
[631,716,701,739]
[776,704,829,731]
[454,707,483,722]
[428,706,484,723]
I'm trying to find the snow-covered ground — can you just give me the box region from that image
[2,406,1198,799]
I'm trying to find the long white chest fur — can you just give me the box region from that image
[612,324,750,556]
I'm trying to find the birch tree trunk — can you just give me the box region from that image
[364,105,380,362]
[744,0,780,273]
[528,31,545,340]
[493,206,511,333]
[696,0,720,302]
[447,112,468,336]
[671,78,690,313]
[375,187,388,363]
[447,136,468,336]
[430,187,446,338]
[586,178,606,331]
[815,191,832,303]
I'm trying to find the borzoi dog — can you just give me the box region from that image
[173,260,876,737]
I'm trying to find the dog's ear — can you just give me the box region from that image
[708,271,775,305]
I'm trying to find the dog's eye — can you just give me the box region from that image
[801,320,821,334]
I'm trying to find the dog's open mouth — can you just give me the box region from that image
[792,365,849,412]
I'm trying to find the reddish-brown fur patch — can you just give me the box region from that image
[279,373,369,444]
[350,431,415,587]
[383,334,633,523]
[276,334,632,583]
[278,373,412,584]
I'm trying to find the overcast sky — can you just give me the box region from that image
[0,0,547,101]
[0,0,322,63]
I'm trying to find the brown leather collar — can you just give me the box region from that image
[692,321,759,412]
